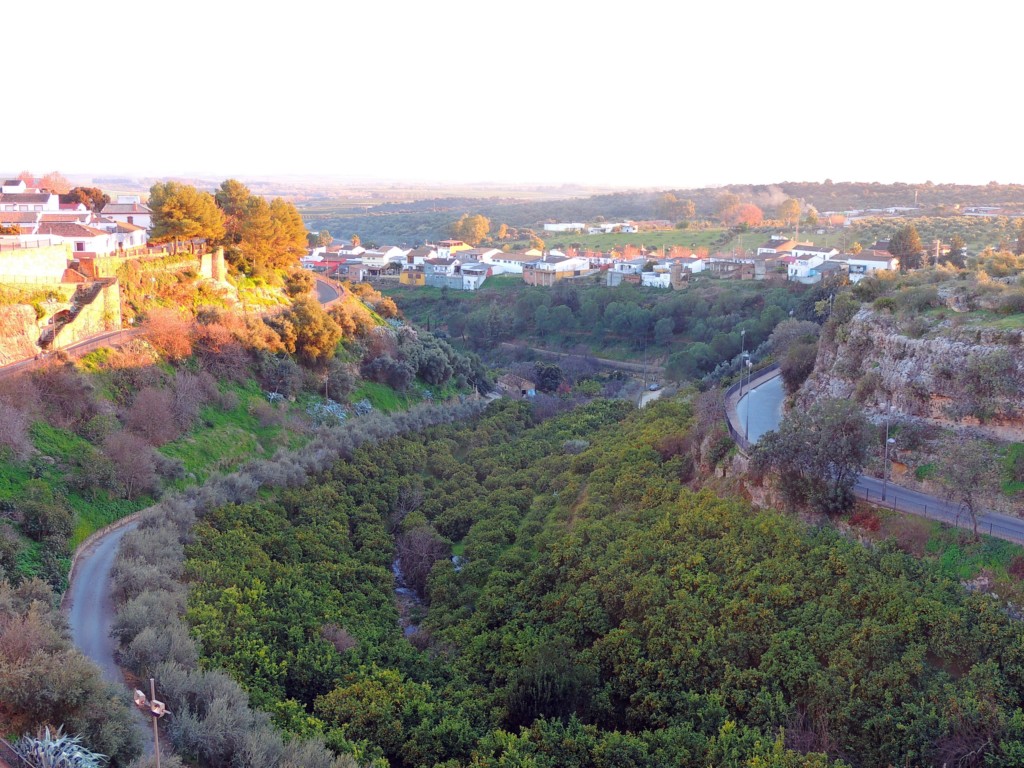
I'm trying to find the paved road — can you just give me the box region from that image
[856,476,1024,544]
[67,523,138,685]
[735,375,786,444]
[315,277,341,306]
[65,520,154,753]
[728,370,1024,545]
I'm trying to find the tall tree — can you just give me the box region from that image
[938,441,998,540]
[215,178,252,244]
[450,213,490,245]
[778,197,801,227]
[61,187,110,212]
[752,398,872,515]
[268,197,308,266]
[149,181,226,249]
[39,171,71,194]
[888,224,924,270]
[945,234,967,267]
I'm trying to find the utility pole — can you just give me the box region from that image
[881,401,896,501]
[134,678,168,768]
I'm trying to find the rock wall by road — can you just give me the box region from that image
[800,307,1024,441]
[0,305,41,364]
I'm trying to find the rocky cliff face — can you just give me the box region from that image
[800,307,1024,441]
[0,305,41,365]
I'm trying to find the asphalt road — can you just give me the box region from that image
[67,523,138,685]
[315,277,341,305]
[60,273,343,754]
[735,375,786,445]
[730,371,1024,545]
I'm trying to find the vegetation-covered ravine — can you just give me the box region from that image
[172,398,1024,768]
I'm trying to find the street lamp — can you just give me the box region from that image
[134,678,169,768]
[739,329,746,395]
[882,437,897,501]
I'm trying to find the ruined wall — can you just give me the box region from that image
[800,307,1024,441]
[51,281,122,350]
[199,247,226,281]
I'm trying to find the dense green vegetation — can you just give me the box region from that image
[383,278,830,384]
[181,398,1024,768]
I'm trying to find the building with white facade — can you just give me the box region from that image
[100,196,153,229]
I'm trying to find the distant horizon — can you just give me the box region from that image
[8,170,1024,197]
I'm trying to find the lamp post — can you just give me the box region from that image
[134,678,169,768]
[881,401,895,501]
[882,437,897,502]
[739,329,746,395]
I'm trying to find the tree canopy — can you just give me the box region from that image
[888,224,924,270]
[149,181,226,247]
[449,214,490,246]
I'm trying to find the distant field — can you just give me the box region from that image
[531,226,850,254]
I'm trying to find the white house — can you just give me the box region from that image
[790,245,839,261]
[481,251,538,275]
[756,236,799,256]
[406,246,437,266]
[0,191,60,213]
[613,258,649,275]
[460,263,490,290]
[100,196,153,229]
[842,251,899,282]
[337,242,366,257]
[543,222,585,232]
[35,222,117,255]
[641,271,672,288]
[424,257,460,276]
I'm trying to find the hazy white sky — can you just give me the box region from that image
[7,1,1022,188]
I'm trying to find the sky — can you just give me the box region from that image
[7,1,1023,189]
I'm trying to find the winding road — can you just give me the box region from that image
[728,370,1024,545]
[61,275,343,754]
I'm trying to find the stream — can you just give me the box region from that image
[391,558,423,636]
[392,554,464,636]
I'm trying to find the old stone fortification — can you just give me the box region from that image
[800,307,1024,441]
[80,247,225,281]
[0,244,73,283]
[0,305,42,364]
[50,281,122,349]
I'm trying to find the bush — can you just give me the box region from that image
[849,509,881,532]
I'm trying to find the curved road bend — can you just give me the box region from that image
[64,520,154,753]
[731,371,1024,546]
[67,523,139,684]
[62,274,342,751]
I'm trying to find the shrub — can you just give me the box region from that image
[850,509,881,532]
[1009,556,1024,582]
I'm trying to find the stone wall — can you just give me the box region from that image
[51,281,122,350]
[0,244,72,283]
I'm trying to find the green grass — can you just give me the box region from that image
[927,530,1022,583]
[69,495,147,548]
[160,379,303,483]
[915,463,937,481]
[351,381,420,413]
[1005,444,1024,496]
